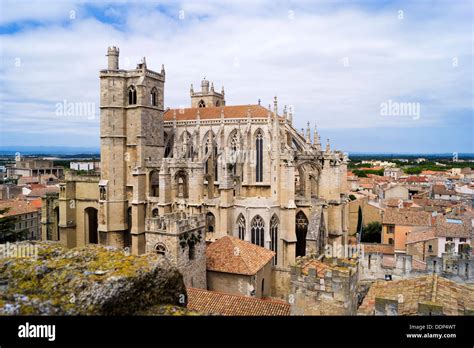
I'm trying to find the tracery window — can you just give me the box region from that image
[255,129,263,182]
[237,214,246,240]
[150,88,157,106]
[251,215,265,247]
[128,86,137,105]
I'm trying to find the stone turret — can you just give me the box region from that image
[106,46,119,70]
[201,78,210,93]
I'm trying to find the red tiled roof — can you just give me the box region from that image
[187,288,290,316]
[298,258,355,277]
[400,176,428,183]
[26,186,59,197]
[382,208,432,226]
[422,170,446,175]
[29,199,42,209]
[434,215,471,238]
[361,243,394,255]
[406,228,436,244]
[0,200,40,217]
[358,166,383,171]
[432,185,457,196]
[206,236,275,276]
[29,184,47,189]
[164,104,281,121]
[383,198,404,208]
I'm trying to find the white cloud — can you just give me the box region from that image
[0,0,472,149]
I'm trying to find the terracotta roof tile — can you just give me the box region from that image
[0,200,40,217]
[361,243,394,254]
[382,208,432,226]
[422,170,446,175]
[383,198,404,208]
[206,236,275,275]
[164,104,281,121]
[433,185,457,196]
[406,228,436,244]
[187,288,290,316]
[299,259,354,277]
[26,186,59,197]
[434,215,471,238]
[400,176,428,183]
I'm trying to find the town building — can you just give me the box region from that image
[70,161,100,171]
[432,184,460,201]
[0,199,42,240]
[6,157,63,180]
[383,167,402,180]
[205,236,274,298]
[381,209,432,252]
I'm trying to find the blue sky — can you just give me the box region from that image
[0,0,472,153]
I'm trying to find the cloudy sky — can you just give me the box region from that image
[0,0,472,153]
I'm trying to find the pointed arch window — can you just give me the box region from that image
[270,215,279,265]
[164,132,173,158]
[214,145,218,180]
[150,87,157,106]
[296,211,309,257]
[255,129,263,182]
[237,214,246,240]
[204,132,217,180]
[128,85,137,105]
[251,215,265,247]
[229,130,240,175]
[205,134,212,175]
[198,99,206,108]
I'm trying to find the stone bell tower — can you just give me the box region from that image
[98,46,166,254]
[190,78,225,108]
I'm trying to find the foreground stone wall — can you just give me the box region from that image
[0,242,187,315]
[290,256,358,315]
[359,251,474,284]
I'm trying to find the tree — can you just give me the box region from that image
[361,221,382,243]
[0,208,28,243]
[353,170,367,178]
[356,206,363,236]
[404,167,422,175]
